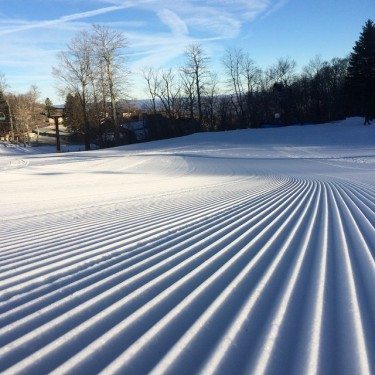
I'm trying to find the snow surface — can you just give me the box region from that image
[0,117,374,374]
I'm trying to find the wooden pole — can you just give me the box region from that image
[54,117,61,152]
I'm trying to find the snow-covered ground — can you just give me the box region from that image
[0,141,90,158]
[0,117,374,374]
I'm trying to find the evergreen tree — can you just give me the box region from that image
[0,90,12,135]
[44,97,53,115]
[347,19,375,121]
[63,93,84,133]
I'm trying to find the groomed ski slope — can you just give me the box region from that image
[0,117,374,374]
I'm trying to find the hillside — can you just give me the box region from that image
[0,118,374,374]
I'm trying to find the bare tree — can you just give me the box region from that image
[8,88,42,144]
[53,30,93,150]
[156,69,181,119]
[87,66,104,139]
[203,72,219,130]
[28,85,42,142]
[0,73,8,93]
[92,24,128,145]
[303,55,326,79]
[242,56,262,94]
[142,67,182,119]
[269,57,297,87]
[183,43,209,123]
[223,49,261,127]
[223,49,246,123]
[11,94,30,142]
[179,70,196,119]
[142,67,159,114]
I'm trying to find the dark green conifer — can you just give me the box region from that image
[63,93,84,133]
[0,90,12,135]
[347,19,375,121]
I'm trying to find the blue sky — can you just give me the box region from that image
[0,0,374,102]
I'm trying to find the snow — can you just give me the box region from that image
[0,118,374,374]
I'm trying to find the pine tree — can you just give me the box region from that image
[347,19,375,121]
[0,90,12,136]
[44,97,53,115]
[63,93,84,133]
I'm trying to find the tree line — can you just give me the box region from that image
[1,19,374,149]
[142,19,374,134]
[0,76,44,143]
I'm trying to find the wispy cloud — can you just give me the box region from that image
[157,8,189,36]
[263,0,289,17]
[0,5,127,36]
[0,0,289,99]
[101,0,284,38]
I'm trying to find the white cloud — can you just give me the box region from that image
[263,0,289,17]
[157,8,189,36]
[0,5,127,36]
[0,0,289,100]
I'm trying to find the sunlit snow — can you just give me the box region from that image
[0,117,374,374]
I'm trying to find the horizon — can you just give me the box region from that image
[0,0,374,103]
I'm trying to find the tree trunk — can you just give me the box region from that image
[107,64,119,146]
[196,71,202,123]
[82,89,91,151]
